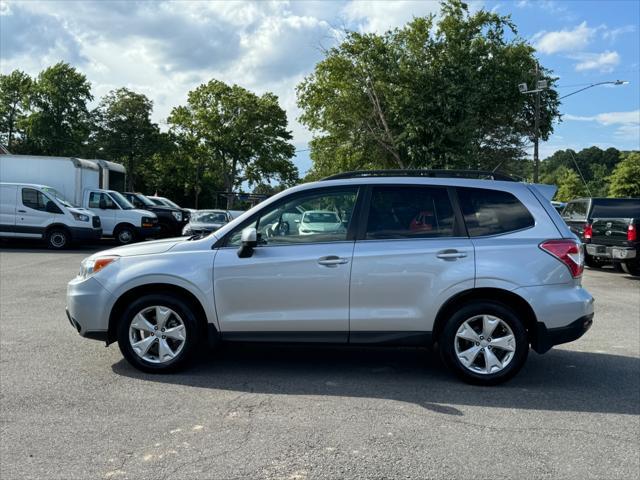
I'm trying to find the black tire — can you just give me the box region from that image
[439,301,529,386]
[585,253,603,268]
[45,228,70,250]
[117,293,201,373]
[613,262,625,273]
[621,260,640,276]
[114,224,136,245]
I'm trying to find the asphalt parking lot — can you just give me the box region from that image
[1,244,639,480]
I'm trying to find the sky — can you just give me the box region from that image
[1,0,639,175]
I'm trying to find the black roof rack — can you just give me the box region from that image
[321,169,518,182]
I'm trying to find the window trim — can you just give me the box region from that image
[355,184,466,241]
[214,185,364,249]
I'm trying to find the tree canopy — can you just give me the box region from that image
[297,0,560,179]
[608,152,640,198]
[168,80,297,208]
[0,70,32,149]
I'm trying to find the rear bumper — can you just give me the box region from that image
[586,244,637,261]
[532,313,594,354]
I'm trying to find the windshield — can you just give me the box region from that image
[193,211,227,223]
[136,194,156,207]
[42,187,76,208]
[303,212,340,223]
[109,191,134,210]
[159,197,181,209]
[149,198,165,206]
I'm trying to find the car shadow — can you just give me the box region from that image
[112,345,639,416]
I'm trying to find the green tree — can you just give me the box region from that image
[168,80,297,208]
[555,168,587,201]
[23,62,93,156]
[608,152,640,197]
[0,70,32,150]
[297,0,560,178]
[89,88,160,191]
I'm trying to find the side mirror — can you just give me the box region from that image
[45,201,61,214]
[237,227,257,258]
[99,199,107,209]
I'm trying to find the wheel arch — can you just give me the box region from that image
[107,283,214,346]
[44,223,72,245]
[432,287,538,345]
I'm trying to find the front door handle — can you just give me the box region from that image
[17,209,26,213]
[318,255,349,267]
[436,249,467,260]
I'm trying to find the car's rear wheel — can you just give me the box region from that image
[621,259,640,276]
[117,294,200,373]
[439,301,528,385]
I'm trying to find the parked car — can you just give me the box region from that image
[298,210,345,235]
[562,197,640,270]
[123,192,188,238]
[182,210,232,237]
[579,200,640,275]
[1,183,102,249]
[67,170,593,385]
[0,154,158,245]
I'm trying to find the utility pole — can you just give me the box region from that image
[533,61,541,183]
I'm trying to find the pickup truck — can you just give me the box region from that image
[564,197,640,275]
[123,192,188,238]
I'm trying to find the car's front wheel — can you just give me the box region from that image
[117,294,200,373]
[439,301,529,385]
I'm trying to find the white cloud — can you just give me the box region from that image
[602,24,636,42]
[565,110,640,142]
[533,22,596,54]
[573,51,621,72]
[341,0,441,34]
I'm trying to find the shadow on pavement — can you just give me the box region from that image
[112,344,640,416]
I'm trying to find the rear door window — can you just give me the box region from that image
[365,186,456,239]
[457,187,534,237]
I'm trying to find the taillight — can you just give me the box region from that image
[629,224,637,242]
[540,239,584,278]
[583,223,592,241]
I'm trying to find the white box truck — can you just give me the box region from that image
[0,154,160,245]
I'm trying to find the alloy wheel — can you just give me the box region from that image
[129,306,187,364]
[454,314,516,375]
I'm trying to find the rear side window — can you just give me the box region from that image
[457,187,534,237]
[21,188,47,211]
[366,186,456,239]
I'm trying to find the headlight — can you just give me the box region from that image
[72,212,90,222]
[141,216,157,227]
[172,211,182,222]
[79,256,119,279]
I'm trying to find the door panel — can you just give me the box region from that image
[17,188,53,238]
[87,191,116,234]
[0,185,17,237]
[350,238,474,333]
[214,243,354,337]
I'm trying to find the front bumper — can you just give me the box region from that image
[532,313,594,354]
[69,227,102,243]
[66,276,114,341]
[136,225,162,239]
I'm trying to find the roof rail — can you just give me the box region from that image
[321,169,518,182]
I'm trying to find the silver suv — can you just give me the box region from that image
[66,172,594,385]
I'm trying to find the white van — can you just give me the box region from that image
[0,154,158,245]
[0,183,102,249]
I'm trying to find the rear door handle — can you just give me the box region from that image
[318,255,349,267]
[436,249,467,260]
